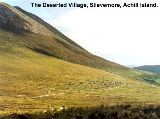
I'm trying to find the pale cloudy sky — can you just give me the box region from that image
[2,0,160,66]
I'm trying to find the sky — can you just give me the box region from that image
[2,0,160,66]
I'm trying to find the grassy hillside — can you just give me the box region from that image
[14,6,85,51]
[134,66,160,85]
[135,65,160,73]
[0,3,146,78]
[1,30,160,115]
[1,3,160,116]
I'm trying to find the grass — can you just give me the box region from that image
[1,2,159,82]
[1,31,160,115]
[135,65,160,73]
[1,105,160,119]
[0,2,150,81]
[1,3,160,116]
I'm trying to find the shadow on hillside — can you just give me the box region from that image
[1,104,160,119]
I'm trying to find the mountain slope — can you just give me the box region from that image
[1,2,160,114]
[0,3,54,36]
[0,2,146,79]
[0,3,30,33]
[135,65,160,73]
[14,6,85,51]
[1,30,160,114]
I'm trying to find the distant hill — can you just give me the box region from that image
[135,65,160,73]
[127,65,138,68]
